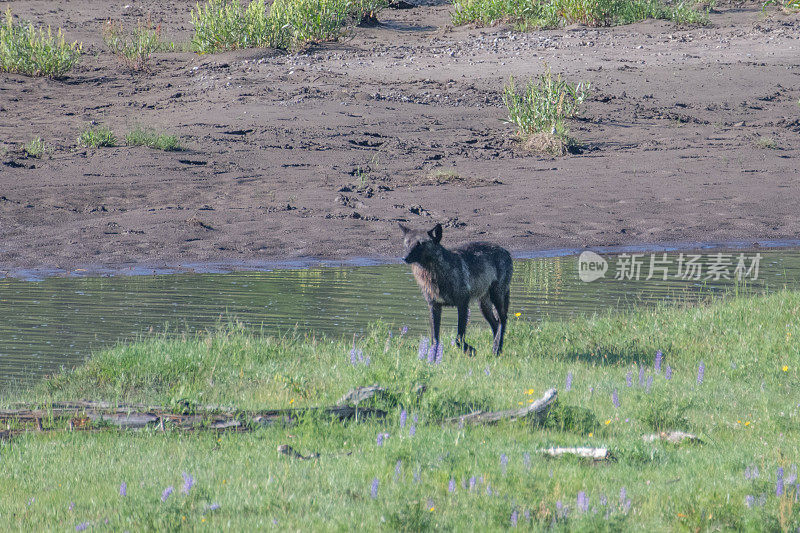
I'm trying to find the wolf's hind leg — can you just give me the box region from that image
[479,296,499,337]
[490,286,510,355]
[456,303,476,356]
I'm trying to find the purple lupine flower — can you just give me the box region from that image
[786,464,797,485]
[469,476,476,490]
[745,466,751,480]
[577,491,589,512]
[394,460,402,480]
[612,388,620,409]
[371,478,379,499]
[364,356,371,366]
[638,365,646,387]
[524,509,530,522]
[486,483,492,496]
[697,361,705,384]
[626,370,633,388]
[209,503,220,511]
[413,468,421,483]
[434,342,444,364]
[449,478,455,493]
[599,494,607,506]
[484,366,490,376]
[523,452,531,469]
[745,494,754,508]
[753,465,760,478]
[182,472,194,495]
[646,375,653,393]
[427,498,434,511]
[75,523,89,531]
[427,343,436,364]
[619,487,627,506]
[758,493,766,506]
[68,502,75,511]
[665,364,673,380]
[565,372,573,391]
[511,509,518,527]
[777,467,784,497]
[400,409,407,428]
[501,453,508,475]
[161,486,174,502]
[418,337,429,360]
[350,346,358,365]
[120,482,127,497]
[376,432,389,446]
[410,414,417,437]
[401,325,408,335]
[655,350,663,373]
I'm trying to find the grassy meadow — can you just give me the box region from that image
[1,291,799,530]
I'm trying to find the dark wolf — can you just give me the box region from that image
[400,223,513,355]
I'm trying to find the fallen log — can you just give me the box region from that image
[642,431,701,444]
[0,398,386,434]
[540,447,611,460]
[442,388,557,426]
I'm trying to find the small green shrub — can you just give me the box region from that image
[125,127,181,151]
[78,126,116,148]
[451,0,707,28]
[755,136,778,150]
[190,0,388,53]
[0,8,82,78]
[763,0,799,9]
[102,17,164,70]
[23,138,49,158]
[502,66,589,153]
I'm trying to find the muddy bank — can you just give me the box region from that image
[1,1,798,273]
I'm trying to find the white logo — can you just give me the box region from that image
[578,251,608,282]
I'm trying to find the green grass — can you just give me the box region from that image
[125,127,181,151]
[764,0,799,9]
[3,291,800,530]
[0,8,82,78]
[102,17,166,71]
[77,126,116,148]
[503,66,590,154]
[190,0,388,53]
[451,0,707,29]
[755,136,779,150]
[23,137,49,158]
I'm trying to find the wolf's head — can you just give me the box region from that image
[399,223,443,264]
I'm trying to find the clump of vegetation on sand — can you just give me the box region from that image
[77,125,116,148]
[2,291,799,530]
[503,66,590,155]
[190,0,388,53]
[22,138,50,158]
[126,127,181,151]
[102,17,169,71]
[451,0,707,29]
[0,8,82,78]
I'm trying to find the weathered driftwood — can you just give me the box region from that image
[540,447,611,460]
[336,385,387,406]
[0,397,386,434]
[0,386,558,439]
[642,431,701,444]
[442,388,557,426]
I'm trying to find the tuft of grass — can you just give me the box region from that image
[102,17,165,71]
[0,8,82,78]
[190,0,388,53]
[23,138,50,158]
[451,0,707,29]
[3,291,800,530]
[77,126,116,148]
[502,66,589,154]
[125,127,181,151]
[763,0,799,9]
[755,136,779,150]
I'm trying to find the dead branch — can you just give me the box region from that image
[540,447,611,460]
[442,388,557,426]
[642,431,701,444]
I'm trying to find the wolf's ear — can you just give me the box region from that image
[398,223,411,235]
[428,223,443,243]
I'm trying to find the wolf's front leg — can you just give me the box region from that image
[429,302,442,349]
[456,303,476,356]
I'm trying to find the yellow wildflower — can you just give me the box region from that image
[783,365,789,372]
